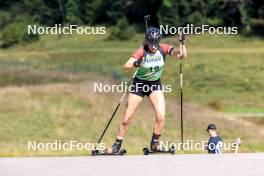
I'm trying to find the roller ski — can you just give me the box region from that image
[143,133,176,155]
[91,139,126,156]
[143,147,175,155]
[91,148,127,156]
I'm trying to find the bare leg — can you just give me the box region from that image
[149,90,165,135]
[116,93,143,139]
[148,90,165,151]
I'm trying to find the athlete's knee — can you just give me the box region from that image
[155,112,165,124]
[122,114,133,126]
[122,118,132,126]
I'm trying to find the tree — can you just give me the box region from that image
[65,0,81,24]
[158,0,209,27]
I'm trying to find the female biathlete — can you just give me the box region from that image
[110,27,187,153]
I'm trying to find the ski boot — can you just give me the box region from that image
[150,133,161,152]
[91,139,126,156]
[143,133,175,155]
[111,138,123,154]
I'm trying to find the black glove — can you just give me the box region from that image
[179,34,186,45]
[133,60,142,67]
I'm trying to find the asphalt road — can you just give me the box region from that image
[1,153,264,176]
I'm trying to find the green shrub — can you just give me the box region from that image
[207,17,224,27]
[250,19,264,37]
[0,11,11,27]
[0,17,39,48]
[109,18,135,40]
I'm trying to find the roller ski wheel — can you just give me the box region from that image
[143,146,175,155]
[91,149,99,156]
[91,149,127,156]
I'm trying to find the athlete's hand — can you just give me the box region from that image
[178,34,186,45]
[133,59,142,67]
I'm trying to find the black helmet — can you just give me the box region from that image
[145,27,161,49]
[207,124,217,132]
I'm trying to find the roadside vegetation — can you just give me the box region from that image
[0,33,263,156]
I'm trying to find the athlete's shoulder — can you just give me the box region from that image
[160,43,174,55]
[217,136,223,142]
[132,47,144,60]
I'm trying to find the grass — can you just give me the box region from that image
[1,34,263,112]
[0,33,263,156]
[225,107,264,113]
[0,82,263,156]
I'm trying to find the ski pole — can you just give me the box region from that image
[179,33,184,153]
[143,15,150,45]
[180,59,184,152]
[94,70,138,150]
[144,15,150,31]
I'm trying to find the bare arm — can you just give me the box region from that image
[124,48,144,70]
[124,57,137,70]
[172,44,187,59]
